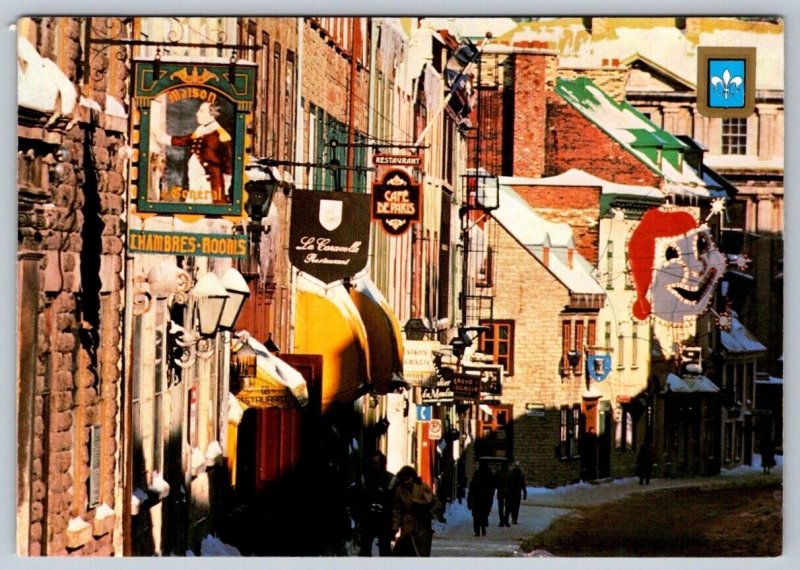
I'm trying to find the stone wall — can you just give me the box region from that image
[17,16,127,557]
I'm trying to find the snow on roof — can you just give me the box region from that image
[555,76,729,199]
[492,184,604,296]
[721,313,767,353]
[500,168,665,201]
[423,17,518,40]
[502,18,783,90]
[666,373,720,393]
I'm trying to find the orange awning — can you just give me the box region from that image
[349,276,405,394]
[293,279,370,412]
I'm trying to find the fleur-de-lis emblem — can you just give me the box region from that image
[710,68,743,100]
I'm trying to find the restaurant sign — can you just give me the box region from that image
[463,365,503,398]
[421,374,454,405]
[371,154,422,236]
[453,372,481,402]
[132,60,256,217]
[129,230,248,257]
[289,190,370,284]
[403,340,440,386]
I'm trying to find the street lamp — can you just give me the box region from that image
[191,272,230,337]
[219,267,250,331]
[231,341,258,393]
[476,174,500,211]
[404,317,434,341]
[240,164,280,278]
[450,325,491,359]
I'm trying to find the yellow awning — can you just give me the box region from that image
[232,334,309,409]
[293,279,370,412]
[350,276,405,394]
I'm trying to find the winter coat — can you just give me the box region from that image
[467,467,495,517]
[392,481,435,556]
[359,469,395,527]
[508,467,527,500]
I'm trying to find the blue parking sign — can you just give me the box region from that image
[416,405,432,421]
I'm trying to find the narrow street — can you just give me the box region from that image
[430,462,783,557]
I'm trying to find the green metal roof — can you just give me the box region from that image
[555,76,688,172]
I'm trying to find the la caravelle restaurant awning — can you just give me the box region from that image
[293,274,405,413]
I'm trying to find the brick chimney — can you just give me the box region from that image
[567,247,574,269]
[542,246,550,268]
[512,51,558,178]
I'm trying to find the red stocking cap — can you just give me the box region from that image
[628,209,698,321]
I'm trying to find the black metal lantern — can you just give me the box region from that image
[244,177,277,222]
[231,342,258,393]
[567,350,581,369]
[240,165,280,278]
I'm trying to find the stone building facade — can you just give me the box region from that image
[17,17,129,556]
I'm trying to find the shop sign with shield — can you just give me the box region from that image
[289,190,371,284]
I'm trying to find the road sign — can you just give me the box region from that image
[429,419,442,440]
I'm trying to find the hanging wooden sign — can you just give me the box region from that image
[371,154,423,236]
[132,60,256,217]
[289,189,370,284]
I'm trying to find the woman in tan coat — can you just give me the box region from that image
[391,465,435,556]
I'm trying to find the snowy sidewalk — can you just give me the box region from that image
[431,457,783,557]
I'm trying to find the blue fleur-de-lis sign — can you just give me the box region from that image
[708,59,746,108]
[697,47,755,118]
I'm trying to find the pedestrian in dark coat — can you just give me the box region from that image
[637,442,656,485]
[495,462,510,527]
[391,465,435,556]
[467,461,495,537]
[506,462,527,524]
[357,451,396,556]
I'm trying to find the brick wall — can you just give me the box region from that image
[545,97,663,187]
[512,184,601,264]
[301,20,370,133]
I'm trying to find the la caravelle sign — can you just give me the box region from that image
[289,189,370,284]
[371,154,422,236]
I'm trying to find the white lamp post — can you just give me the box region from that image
[191,272,229,337]
[219,268,250,331]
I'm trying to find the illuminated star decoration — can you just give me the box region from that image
[705,198,726,222]
[733,253,751,271]
[711,304,734,332]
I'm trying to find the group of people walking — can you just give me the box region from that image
[467,460,527,537]
[356,451,438,557]
[356,452,528,556]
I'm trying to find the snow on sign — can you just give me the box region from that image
[428,419,442,440]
